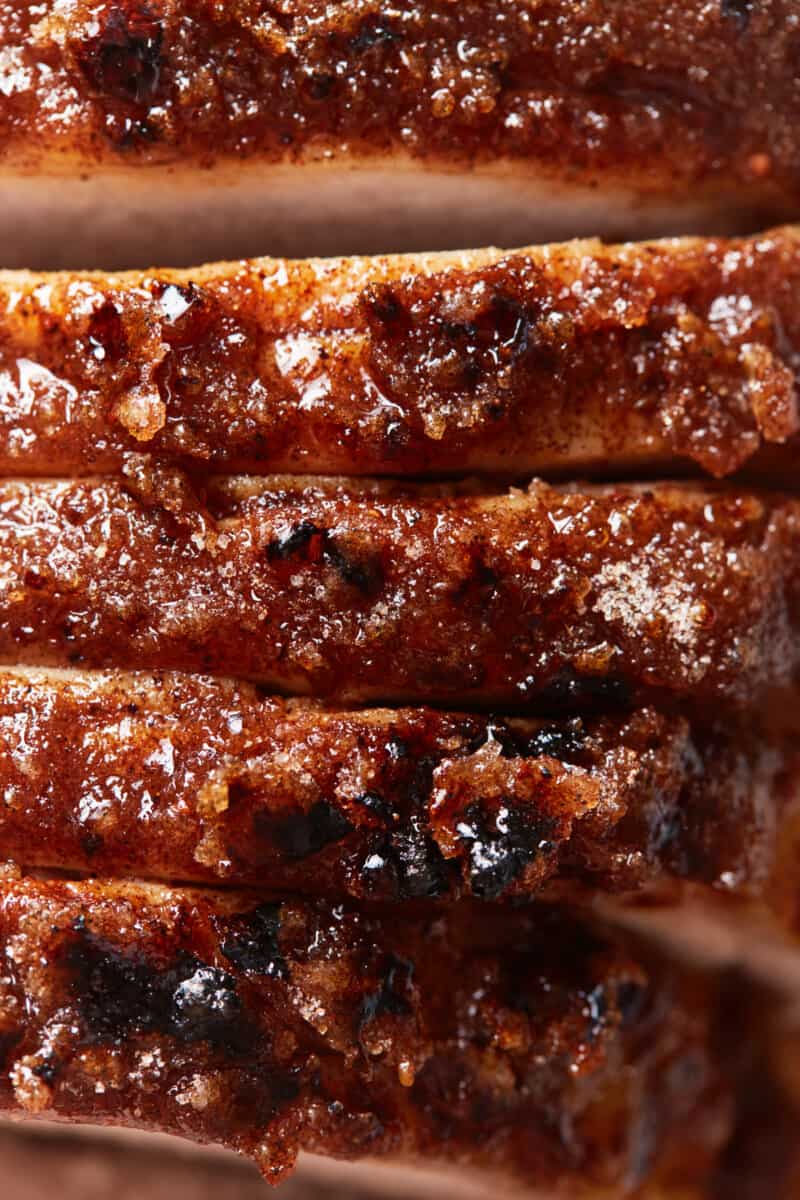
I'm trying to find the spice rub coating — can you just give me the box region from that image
[0,668,792,905]
[0,472,797,710]
[1,229,800,481]
[1,0,799,209]
[0,873,732,1191]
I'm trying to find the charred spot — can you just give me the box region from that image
[118,116,158,145]
[584,982,610,1044]
[87,300,128,364]
[387,735,409,761]
[383,417,410,451]
[456,802,556,900]
[514,720,589,763]
[219,903,288,981]
[266,523,381,592]
[351,21,403,53]
[78,4,164,104]
[468,719,588,765]
[66,919,248,1052]
[171,966,243,1046]
[359,954,414,1032]
[618,979,649,1029]
[388,814,448,900]
[323,537,384,596]
[355,791,394,823]
[308,73,334,100]
[537,669,632,712]
[266,520,325,563]
[256,800,354,860]
[81,832,104,857]
[32,1057,61,1085]
[487,291,534,362]
[363,284,411,331]
[721,0,754,30]
[438,290,539,390]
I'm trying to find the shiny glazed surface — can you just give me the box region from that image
[0,0,798,217]
[0,873,731,1190]
[0,230,799,479]
[0,668,793,902]
[0,473,797,709]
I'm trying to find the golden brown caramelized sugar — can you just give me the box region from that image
[0,473,797,709]
[0,875,731,1190]
[0,230,800,480]
[1,0,799,210]
[0,669,793,904]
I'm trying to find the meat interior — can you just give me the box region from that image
[0,165,784,272]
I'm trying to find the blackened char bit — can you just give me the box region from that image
[388,822,448,898]
[584,982,610,1044]
[350,19,403,54]
[265,519,322,563]
[255,801,354,861]
[382,757,449,899]
[32,1058,60,1085]
[537,670,633,712]
[87,299,127,364]
[322,537,384,596]
[66,918,248,1052]
[78,4,163,104]
[456,802,557,900]
[219,903,289,981]
[720,0,754,31]
[266,522,383,595]
[354,791,394,823]
[469,718,588,764]
[618,980,649,1030]
[359,954,414,1032]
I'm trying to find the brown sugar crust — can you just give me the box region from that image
[0,472,797,710]
[1,229,800,481]
[0,872,733,1190]
[0,668,793,905]
[1,1,799,211]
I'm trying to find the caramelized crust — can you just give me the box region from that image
[0,873,733,1191]
[0,473,797,709]
[0,230,799,480]
[0,668,793,905]
[1,2,799,208]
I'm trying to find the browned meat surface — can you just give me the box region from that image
[0,230,799,480]
[0,3,799,264]
[0,472,796,710]
[0,872,736,1192]
[0,668,794,905]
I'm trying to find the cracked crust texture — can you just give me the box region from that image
[0,873,735,1192]
[0,668,795,905]
[0,472,797,710]
[0,230,799,480]
[0,2,800,265]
